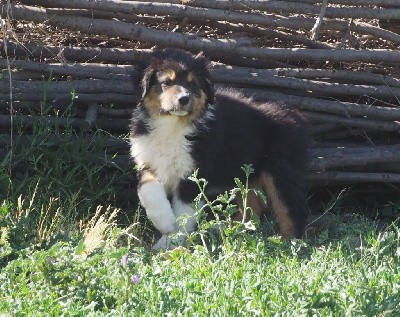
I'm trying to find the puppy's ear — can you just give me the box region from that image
[195,53,214,104]
[202,77,215,105]
[135,52,158,100]
[140,66,155,100]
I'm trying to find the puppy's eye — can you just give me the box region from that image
[189,81,197,87]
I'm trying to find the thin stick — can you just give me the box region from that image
[310,0,328,40]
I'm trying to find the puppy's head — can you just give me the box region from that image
[140,49,214,120]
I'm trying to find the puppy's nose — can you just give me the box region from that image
[178,95,190,106]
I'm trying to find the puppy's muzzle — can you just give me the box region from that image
[169,88,194,116]
[178,95,190,107]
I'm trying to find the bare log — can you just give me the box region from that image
[0,133,129,152]
[311,124,340,134]
[78,154,400,184]
[379,19,400,34]
[0,70,43,81]
[3,130,400,185]
[207,21,334,50]
[0,40,286,70]
[98,107,133,117]
[4,64,400,121]
[44,7,176,25]
[0,79,136,95]
[6,59,400,97]
[8,64,400,102]
[7,101,134,117]
[306,112,400,132]
[0,59,136,80]
[273,68,400,88]
[213,66,400,100]
[232,88,400,121]
[0,114,130,131]
[0,40,152,64]
[9,4,400,48]
[0,114,89,130]
[24,0,400,20]
[310,144,400,170]
[0,93,137,105]
[127,1,400,44]
[5,78,400,121]
[316,128,375,141]
[308,171,400,184]
[145,0,400,9]
[10,84,400,123]
[6,57,400,93]
[270,0,400,6]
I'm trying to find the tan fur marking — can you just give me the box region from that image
[261,173,295,239]
[186,71,194,83]
[181,89,207,124]
[234,190,266,222]
[233,177,266,222]
[139,169,158,186]
[158,69,176,82]
[143,86,162,116]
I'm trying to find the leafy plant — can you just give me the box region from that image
[185,164,266,254]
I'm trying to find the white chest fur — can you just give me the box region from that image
[130,117,196,194]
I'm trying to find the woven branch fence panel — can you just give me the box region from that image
[1,0,400,189]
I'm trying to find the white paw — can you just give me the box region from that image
[152,233,187,251]
[153,215,178,235]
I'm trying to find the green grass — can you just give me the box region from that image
[1,212,399,316]
[1,124,400,316]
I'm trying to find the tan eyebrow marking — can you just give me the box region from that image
[186,71,194,83]
[157,69,176,82]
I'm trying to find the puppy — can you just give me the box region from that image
[129,49,311,250]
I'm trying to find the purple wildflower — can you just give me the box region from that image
[121,254,128,266]
[46,256,56,265]
[131,274,141,285]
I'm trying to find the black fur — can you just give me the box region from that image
[182,90,310,236]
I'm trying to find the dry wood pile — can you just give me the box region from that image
[1,0,400,188]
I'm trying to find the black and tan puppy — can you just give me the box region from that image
[130,49,311,250]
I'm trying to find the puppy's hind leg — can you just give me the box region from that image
[260,171,308,239]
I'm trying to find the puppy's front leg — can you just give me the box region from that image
[152,197,197,251]
[172,197,197,233]
[137,170,178,237]
[152,198,198,251]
